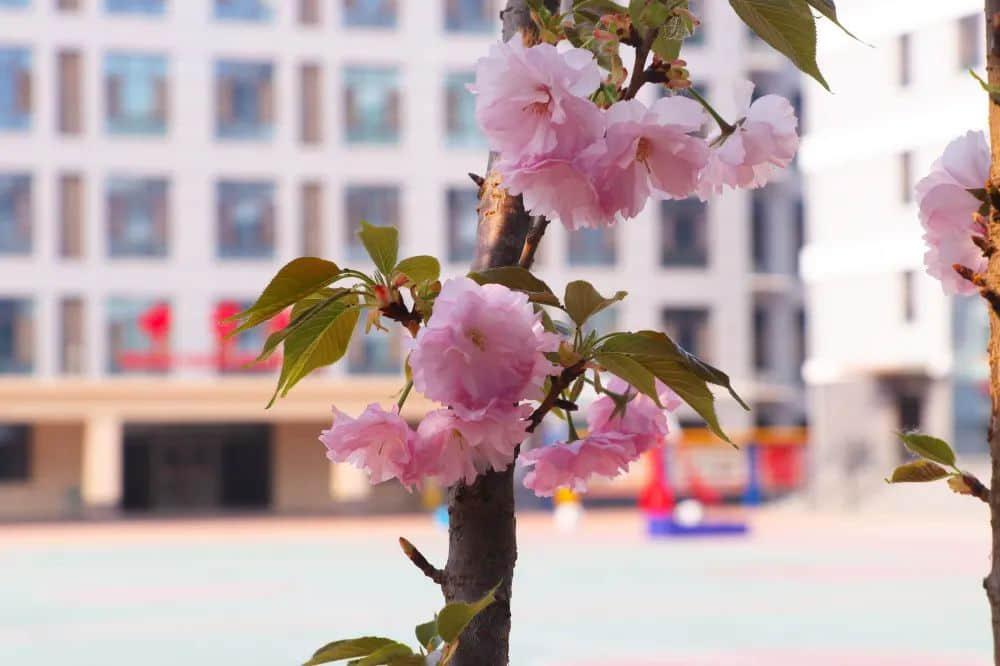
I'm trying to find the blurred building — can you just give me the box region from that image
[800,0,988,505]
[0,0,806,520]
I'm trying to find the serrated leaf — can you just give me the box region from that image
[228,257,341,335]
[436,582,500,644]
[393,255,440,286]
[563,281,625,327]
[268,295,361,407]
[593,353,662,407]
[898,432,957,467]
[359,221,399,277]
[729,0,829,90]
[651,32,682,61]
[415,619,438,650]
[886,460,950,484]
[304,637,397,666]
[349,643,413,666]
[803,0,862,41]
[468,267,561,306]
[256,289,351,363]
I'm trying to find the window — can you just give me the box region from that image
[300,63,322,144]
[302,181,323,256]
[215,0,272,21]
[0,425,29,481]
[568,227,615,266]
[793,198,804,273]
[686,0,704,44]
[105,0,165,15]
[348,317,401,375]
[107,298,169,374]
[345,185,399,261]
[58,0,81,9]
[59,173,84,258]
[217,181,275,259]
[959,15,982,69]
[584,306,617,337]
[661,198,707,267]
[0,0,29,7]
[661,308,710,359]
[445,71,485,148]
[60,297,85,374]
[57,50,83,134]
[902,270,917,323]
[446,187,478,263]
[751,190,768,272]
[343,0,396,28]
[899,34,912,86]
[215,300,273,374]
[900,151,914,203]
[300,0,320,24]
[104,52,167,135]
[0,174,31,255]
[0,48,31,130]
[752,305,769,371]
[107,176,168,257]
[215,60,274,140]
[344,66,400,144]
[445,0,491,33]
[795,307,806,375]
[0,299,32,373]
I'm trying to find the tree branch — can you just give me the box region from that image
[399,537,445,586]
[518,216,550,269]
[526,360,587,433]
[623,29,654,100]
[959,472,991,504]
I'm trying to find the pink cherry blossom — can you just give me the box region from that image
[319,403,417,485]
[592,97,709,218]
[415,405,530,487]
[521,432,640,496]
[498,154,610,230]
[470,39,604,160]
[587,376,681,454]
[409,277,559,418]
[696,81,799,199]
[916,130,990,295]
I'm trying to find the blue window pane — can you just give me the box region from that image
[107,177,168,257]
[445,71,485,149]
[0,174,31,255]
[217,181,275,259]
[568,227,616,266]
[105,0,165,14]
[216,60,274,140]
[343,0,396,28]
[0,1,30,8]
[344,66,399,144]
[0,299,32,374]
[446,187,477,263]
[348,317,401,375]
[0,48,31,131]
[444,0,491,33]
[687,0,704,44]
[661,198,707,267]
[104,53,167,135]
[344,186,399,262]
[107,298,169,374]
[215,0,272,21]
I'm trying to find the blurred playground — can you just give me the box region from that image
[0,501,991,666]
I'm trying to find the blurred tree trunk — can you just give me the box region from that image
[442,2,556,664]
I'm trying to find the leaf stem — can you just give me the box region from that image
[396,379,414,411]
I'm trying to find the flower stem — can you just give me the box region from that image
[396,379,414,411]
[686,86,735,136]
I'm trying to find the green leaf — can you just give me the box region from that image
[349,643,413,666]
[651,32,682,61]
[563,281,625,327]
[593,353,662,407]
[304,637,396,666]
[596,331,747,443]
[393,255,440,286]
[359,221,399,277]
[269,295,361,407]
[729,0,829,90]
[256,290,350,363]
[898,432,957,468]
[229,257,341,335]
[886,460,950,484]
[436,582,500,644]
[468,267,561,307]
[969,69,1000,103]
[415,619,438,649]
[803,0,862,41]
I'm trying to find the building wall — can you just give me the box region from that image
[273,421,332,513]
[0,422,83,520]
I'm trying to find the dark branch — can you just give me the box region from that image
[518,216,550,269]
[399,537,446,586]
[623,29,654,100]
[960,472,992,504]
[526,361,587,433]
[468,172,485,188]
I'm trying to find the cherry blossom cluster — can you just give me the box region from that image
[470,39,800,229]
[319,277,679,496]
[916,130,990,295]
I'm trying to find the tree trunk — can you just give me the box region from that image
[985,3,1000,664]
[443,3,556,664]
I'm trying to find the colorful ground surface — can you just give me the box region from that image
[0,506,992,665]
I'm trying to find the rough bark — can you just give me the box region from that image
[444,2,557,664]
[985,3,1000,663]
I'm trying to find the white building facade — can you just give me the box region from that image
[0,0,807,519]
